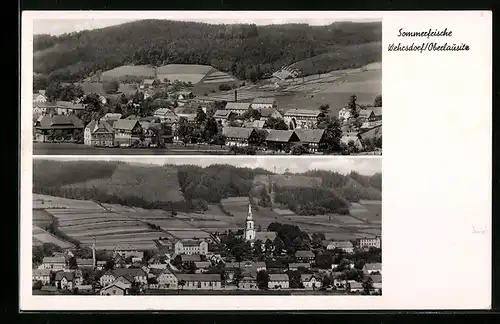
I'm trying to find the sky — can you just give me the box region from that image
[42,157,381,176]
[32,13,381,36]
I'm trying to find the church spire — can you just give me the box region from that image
[247,203,253,220]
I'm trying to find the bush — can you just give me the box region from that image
[218,84,232,91]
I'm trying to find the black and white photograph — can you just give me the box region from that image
[32,17,382,156]
[32,157,381,296]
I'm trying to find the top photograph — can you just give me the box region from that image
[31,17,382,156]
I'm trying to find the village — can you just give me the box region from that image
[33,203,382,296]
[32,77,382,155]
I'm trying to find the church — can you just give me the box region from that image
[244,203,277,245]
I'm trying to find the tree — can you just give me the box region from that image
[103,80,120,94]
[104,259,115,271]
[273,236,285,254]
[177,117,195,146]
[291,145,307,155]
[256,270,269,289]
[267,117,288,130]
[254,129,268,147]
[33,280,43,290]
[253,239,263,257]
[203,117,219,142]
[68,256,78,270]
[348,94,358,118]
[321,117,343,153]
[373,95,382,107]
[311,232,326,248]
[81,93,105,125]
[195,106,207,126]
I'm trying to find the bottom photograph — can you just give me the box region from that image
[31,157,382,296]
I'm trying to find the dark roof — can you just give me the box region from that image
[295,250,315,258]
[284,109,321,117]
[55,101,85,110]
[113,119,141,131]
[175,274,222,282]
[85,119,114,133]
[259,107,281,118]
[55,271,75,281]
[359,125,382,139]
[294,129,325,143]
[36,115,84,130]
[223,126,255,139]
[225,102,251,110]
[252,97,275,104]
[213,110,233,118]
[269,274,289,281]
[180,254,202,262]
[112,268,147,277]
[266,130,297,142]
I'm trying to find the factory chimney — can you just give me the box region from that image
[234,90,238,103]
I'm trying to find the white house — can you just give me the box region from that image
[358,236,381,249]
[39,257,66,271]
[349,282,364,293]
[363,263,382,275]
[338,107,351,120]
[55,271,75,290]
[283,109,322,130]
[251,97,277,110]
[341,132,364,150]
[32,269,51,285]
[268,274,289,289]
[225,102,251,116]
[174,239,209,255]
[175,274,222,290]
[33,92,48,103]
[156,269,178,289]
[153,108,179,123]
[99,268,148,287]
[301,274,322,289]
[84,119,115,147]
[324,240,354,253]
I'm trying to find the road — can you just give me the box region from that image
[33,143,233,155]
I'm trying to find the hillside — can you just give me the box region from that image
[33,19,381,84]
[33,160,381,215]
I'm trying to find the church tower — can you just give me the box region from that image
[245,203,256,241]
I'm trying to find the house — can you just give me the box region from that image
[288,263,311,271]
[176,113,197,123]
[255,231,277,242]
[224,261,266,280]
[32,269,51,285]
[54,101,86,115]
[33,92,47,103]
[39,257,66,271]
[341,132,363,150]
[114,248,144,260]
[283,109,322,129]
[357,236,381,250]
[213,110,236,123]
[294,128,326,153]
[225,102,251,115]
[324,240,354,253]
[222,127,259,147]
[363,263,382,275]
[365,274,382,284]
[358,107,382,126]
[153,108,179,123]
[175,274,222,290]
[240,273,257,289]
[156,269,178,289]
[338,107,351,120]
[34,115,84,143]
[83,119,115,147]
[175,239,209,255]
[180,254,203,265]
[244,120,266,129]
[258,107,282,120]
[99,268,148,287]
[348,282,364,293]
[301,274,322,289]
[194,261,211,273]
[359,124,382,140]
[96,261,106,270]
[265,130,300,152]
[100,280,131,296]
[76,258,95,269]
[112,119,143,147]
[371,282,382,294]
[268,274,289,289]
[176,91,193,100]
[294,250,315,263]
[142,79,155,89]
[54,271,75,290]
[251,97,277,110]
[102,113,122,123]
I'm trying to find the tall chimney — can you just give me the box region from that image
[234,90,238,103]
[92,238,96,268]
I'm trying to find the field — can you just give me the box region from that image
[62,163,184,203]
[33,209,54,227]
[349,200,382,224]
[254,174,323,188]
[100,65,155,81]
[33,226,74,249]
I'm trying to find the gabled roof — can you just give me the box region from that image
[175,274,222,282]
[364,263,382,271]
[366,275,382,283]
[103,113,123,121]
[265,130,297,142]
[359,125,382,139]
[372,107,382,116]
[76,258,94,266]
[213,110,233,118]
[154,108,177,116]
[329,241,354,249]
[36,115,84,130]
[294,129,325,143]
[194,261,211,268]
[103,280,130,291]
[252,97,275,104]
[295,250,315,258]
[112,268,147,278]
[226,102,251,110]
[113,119,141,131]
[85,119,114,134]
[223,126,255,139]
[143,79,155,85]
[258,107,281,118]
[358,109,374,118]
[288,263,311,269]
[55,101,85,110]
[255,232,277,242]
[42,256,66,264]
[284,109,321,117]
[268,274,289,281]
[55,271,75,281]
[180,254,202,262]
[33,269,51,276]
[177,239,205,247]
[300,274,319,282]
[341,133,361,143]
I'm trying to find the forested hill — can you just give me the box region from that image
[33,19,382,84]
[33,160,381,216]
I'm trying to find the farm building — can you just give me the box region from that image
[174,274,222,290]
[176,113,197,123]
[358,107,382,127]
[34,115,84,143]
[174,239,209,256]
[50,101,86,115]
[323,240,354,253]
[283,109,322,130]
[239,273,257,289]
[84,119,115,147]
[341,132,363,150]
[54,271,75,290]
[294,250,315,263]
[112,119,143,147]
[288,263,311,271]
[265,130,300,152]
[224,261,266,280]
[363,263,382,275]
[76,258,96,269]
[33,91,47,103]
[225,102,251,115]
[155,269,178,289]
[99,268,148,287]
[243,120,266,129]
[153,108,179,123]
[100,280,131,296]
[294,128,326,153]
[250,97,277,110]
[213,110,236,123]
[301,274,322,289]
[268,274,289,289]
[222,126,259,147]
[32,269,51,285]
[258,107,282,120]
[194,261,211,273]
